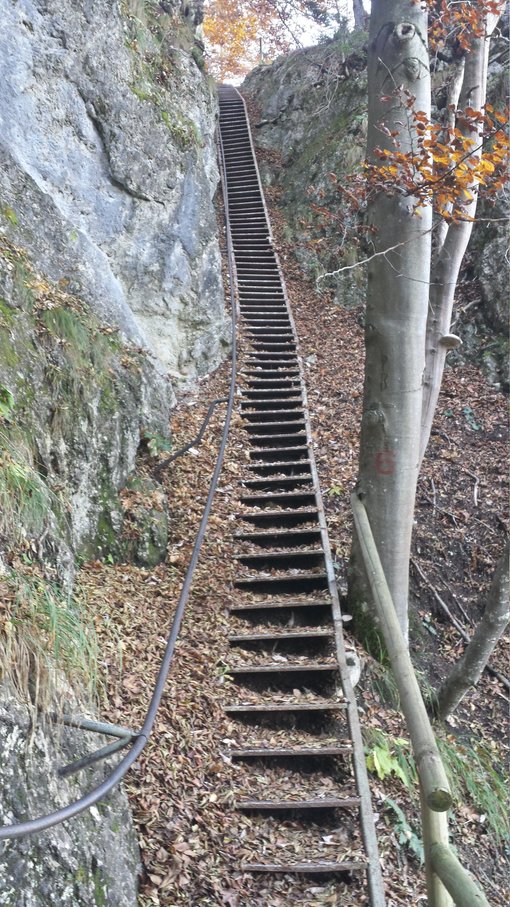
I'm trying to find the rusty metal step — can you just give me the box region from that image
[246,433,308,447]
[229,663,336,676]
[229,629,333,644]
[249,342,297,351]
[248,446,310,461]
[229,744,351,759]
[230,607,332,629]
[235,528,320,546]
[229,603,332,627]
[247,461,312,476]
[229,663,337,692]
[247,334,295,344]
[234,573,329,596]
[243,316,289,322]
[241,396,303,408]
[240,475,312,491]
[234,549,323,569]
[243,376,301,386]
[236,797,359,814]
[230,598,331,612]
[240,860,365,875]
[242,410,304,423]
[236,509,319,528]
[224,700,345,715]
[242,397,303,408]
[244,368,300,378]
[240,491,316,507]
[245,356,299,365]
[243,418,304,432]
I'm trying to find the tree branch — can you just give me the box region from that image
[434,542,510,719]
[412,557,510,696]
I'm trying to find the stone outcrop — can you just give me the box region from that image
[0,2,228,901]
[0,687,139,907]
[0,239,171,579]
[0,0,228,379]
[243,34,369,309]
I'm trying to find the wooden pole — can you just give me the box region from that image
[351,492,452,811]
[351,492,492,907]
[430,843,492,906]
[420,782,453,907]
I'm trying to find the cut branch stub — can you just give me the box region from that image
[393,22,416,44]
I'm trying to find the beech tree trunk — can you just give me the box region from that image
[435,541,510,720]
[352,0,365,30]
[419,7,500,463]
[352,0,432,639]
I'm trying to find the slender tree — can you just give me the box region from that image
[353,0,432,641]
[350,0,508,640]
[352,0,365,30]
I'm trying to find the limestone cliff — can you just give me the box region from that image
[0,0,227,379]
[0,1,227,902]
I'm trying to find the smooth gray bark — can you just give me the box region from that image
[352,0,365,30]
[420,8,500,463]
[436,541,510,720]
[354,0,432,638]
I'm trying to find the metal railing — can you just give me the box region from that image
[351,490,492,907]
[0,127,238,841]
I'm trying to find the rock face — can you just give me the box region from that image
[243,34,369,308]
[0,0,228,378]
[0,2,228,901]
[0,239,171,579]
[0,687,139,907]
[243,33,507,385]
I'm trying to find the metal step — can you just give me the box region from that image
[240,860,365,875]
[236,797,359,813]
[229,629,333,644]
[234,549,323,569]
[240,491,316,507]
[247,461,312,477]
[235,527,321,546]
[229,744,352,759]
[240,475,313,491]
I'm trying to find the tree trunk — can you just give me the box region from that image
[351,0,432,640]
[435,541,510,721]
[419,8,500,463]
[352,0,365,30]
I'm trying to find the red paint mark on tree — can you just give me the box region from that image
[375,450,395,476]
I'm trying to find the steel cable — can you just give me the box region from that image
[0,126,237,841]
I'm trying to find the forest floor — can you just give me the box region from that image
[81,186,509,905]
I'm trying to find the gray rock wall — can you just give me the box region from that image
[0,0,228,378]
[243,34,369,308]
[0,2,229,901]
[0,687,139,907]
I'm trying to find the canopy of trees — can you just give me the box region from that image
[203,0,336,80]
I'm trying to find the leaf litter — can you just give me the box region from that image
[76,139,510,907]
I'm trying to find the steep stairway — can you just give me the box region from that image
[218,85,386,905]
